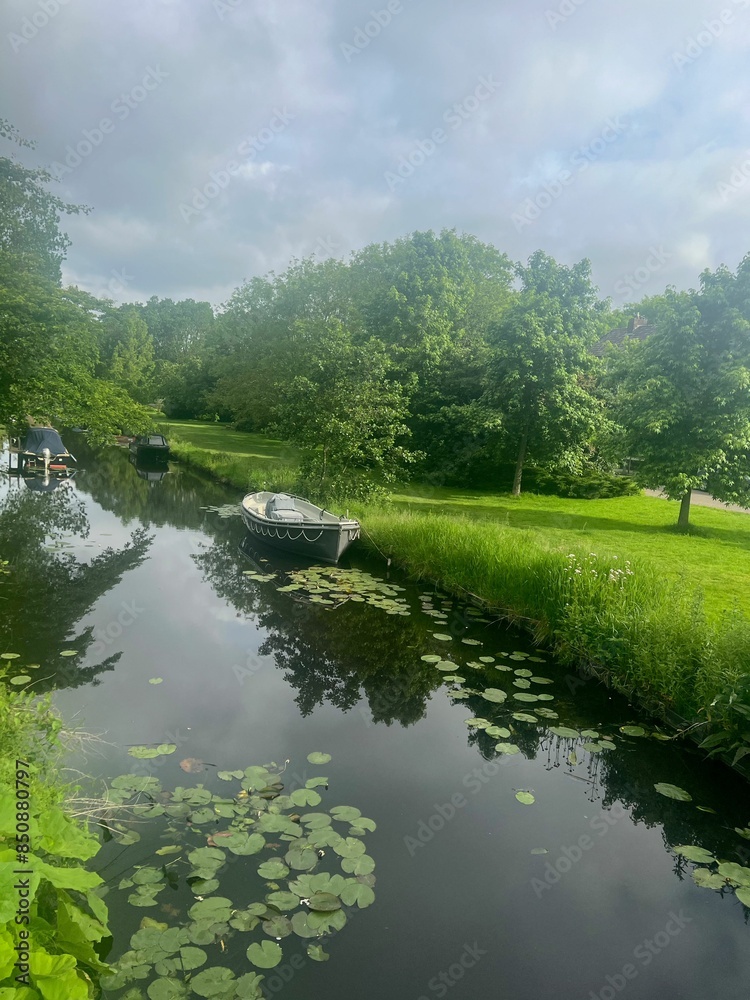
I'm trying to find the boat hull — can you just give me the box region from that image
[240,506,360,564]
[129,443,170,462]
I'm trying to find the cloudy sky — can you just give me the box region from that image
[3,0,750,308]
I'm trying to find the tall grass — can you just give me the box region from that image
[357,509,750,739]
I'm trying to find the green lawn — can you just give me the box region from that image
[391,488,750,618]
[160,419,299,464]
[159,420,750,619]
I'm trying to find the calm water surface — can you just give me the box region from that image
[2,438,750,1000]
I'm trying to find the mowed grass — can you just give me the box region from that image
[160,419,299,464]
[390,487,750,619]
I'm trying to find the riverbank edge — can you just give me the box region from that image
[168,437,750,780]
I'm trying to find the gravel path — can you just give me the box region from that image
[643,489,750,514]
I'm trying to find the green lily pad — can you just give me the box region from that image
[332,837,365,859]
[718,862,750,887]
[340,882,375,908]
[307,752,331,764]
[307,944,330,962]
[674,845,717,865]
[421,654,442,662]
[512,712,538,723]
[432,633,452,641]
[654,783,692,802]
[258,859,290,880]
[692,869,726,889]
[482,688,507,703]
[515,791,535,805]
[246,940,282,969]
[149,678,164,685]
[620,725,646,737]
[549,727,580,739]
[190,966,237,995]
[308,892,342,912]
[9,675,31,685]
[513,693,539,702]
[495,743,521,755]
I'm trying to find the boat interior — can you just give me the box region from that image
[242,491,345,524]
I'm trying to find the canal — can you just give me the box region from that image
[2,438,750,1000]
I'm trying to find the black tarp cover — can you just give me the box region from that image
[22,428,68,456]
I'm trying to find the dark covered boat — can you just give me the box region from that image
[241,491,360,564]
[11,427,76,476]
[129,434,170,461]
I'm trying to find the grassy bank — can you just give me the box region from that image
[160,420,750,756]
[163,420,299,494]
[357,509,750,747]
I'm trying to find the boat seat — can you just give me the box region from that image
[266,494,304,523]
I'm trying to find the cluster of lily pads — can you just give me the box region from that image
[672,844,750,907]
[200,505,243,519]
[243,564,411,614]
[99,754,376,999]
[0,649,77,687]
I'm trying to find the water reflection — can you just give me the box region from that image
[0,475,150,688]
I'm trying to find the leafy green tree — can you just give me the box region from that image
[0,119,87,282]
[272,322,417,498]
[607,262,750,528]
[485,252,605,494]
[138,296,215,362]
[101,307,156,403]
[0,256,150,436]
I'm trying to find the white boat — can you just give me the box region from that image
[241,492,360,564]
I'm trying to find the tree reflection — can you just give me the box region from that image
[0,477,151,690]
[195,535,441,726]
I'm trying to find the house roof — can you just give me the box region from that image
[591,316,654,356]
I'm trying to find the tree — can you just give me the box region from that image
[0,119,87,282]
[272,322,417,498]
[485,252,605,494]
[0,256,151,436]
[101,307,156,403]
[608,262,750,529]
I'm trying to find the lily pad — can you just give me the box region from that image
[654,783,692,802]
[549,727,579,739]
[307,752,331,764]
[307,944,330,962]
[482,688,507,703]
[620,725,646,737]
[674,845,716,865]
[432,633,452,641]
[495,743,521,755]
[515,791,535,805]
[246,941,282,969]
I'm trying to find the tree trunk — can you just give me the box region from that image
[512,425,529,496]
[677,490,691,531]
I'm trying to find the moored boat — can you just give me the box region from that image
[241,491,360,564]
[129,434,170,462]
[10,427,76,476]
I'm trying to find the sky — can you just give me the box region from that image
[3,0,750,309]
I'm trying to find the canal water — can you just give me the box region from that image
[2,438,750,1000]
